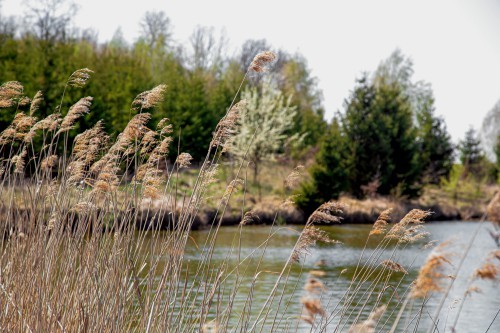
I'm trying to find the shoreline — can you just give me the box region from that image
[136,195,489,230]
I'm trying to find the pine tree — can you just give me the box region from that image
[459,128,483,176]
[415,96,454,184]
[341,75,421,198]
[296,120,347,215]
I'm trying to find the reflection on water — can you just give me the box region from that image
[141,222,500,332]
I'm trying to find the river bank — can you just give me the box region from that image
[136,190,494,230]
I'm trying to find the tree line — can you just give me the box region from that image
[0,0,326,161]
[1,0,498,211]
[297,51,498,213]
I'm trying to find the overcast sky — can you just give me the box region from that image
[2,0,500,143]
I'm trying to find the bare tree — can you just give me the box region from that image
[188,26,227,71]
[23,0,78,42]
[239,39,289,85]
[139,10,172,49]
[481,99,500,160]
[239,39,272,72]
[0,1,17,39]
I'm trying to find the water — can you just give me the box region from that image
[143,221,500,332]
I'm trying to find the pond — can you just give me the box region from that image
[141,221,500,332]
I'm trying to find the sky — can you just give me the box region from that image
[2,0,500,143]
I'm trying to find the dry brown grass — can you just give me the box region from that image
[0,57,497,332]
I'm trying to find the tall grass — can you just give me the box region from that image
[0,53,498,332]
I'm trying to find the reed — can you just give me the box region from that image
[0,51,497,332]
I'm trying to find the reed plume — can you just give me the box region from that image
[307,201,344,224]
[132,84,167,111]
[58,97,93,134]
[292,225,340,262]
[348,305,386,333]
[381,259,408,274]
[249,51,277,73]
[29,90,43,116]
[304,277,326,293]
[386,209,430,243]
[285,165,304,189]
[369,208,392,236]
[0,81,24,107]
[411,242,453,298]
[240,210,259,225]
[176,152,193,169]
[301,297,326,319]
[11,148,27,174]
[211,100,245,149]
[473,250,500,281]
[67,68,94,88]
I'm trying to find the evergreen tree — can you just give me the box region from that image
[459,128,483,175]
[415,95,454,184]
[296,120,347,214]
[341,75,421,198]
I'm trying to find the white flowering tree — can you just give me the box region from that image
[230,77,300,193]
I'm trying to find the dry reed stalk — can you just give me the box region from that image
[348,305,386,333]
[411,241,453,299]
[211,100,245,149]
[2,54,496,333]
[292,225,340,262]
[381,259,408,274]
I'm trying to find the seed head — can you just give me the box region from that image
[41,155,58,171]
[292,225,340,262]
[301,297,325,318]
[176,152,193,169]
[132,84,167,111]
[381,259,408,274]
[29,91,43,116]
[307,201,344,224]
[411,242,453,298]
[67,68,94,88]
[241,210,259,225]
[212,100,245,148]
[0,81,24,108]
[285,165,304,189]
[304,278,326,293]
[249,51,277,73]
[58,97,93,134]
[370,208,392,236]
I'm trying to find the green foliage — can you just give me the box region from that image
[458,128,483,175]
[300,50,455,204]
[0,12,325,163]
[415,96,454,184]
[342,75,421,198]
[278,56,327,150]
[296,121,347,214]
[495,135,500,182]
[440,163,493,205]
